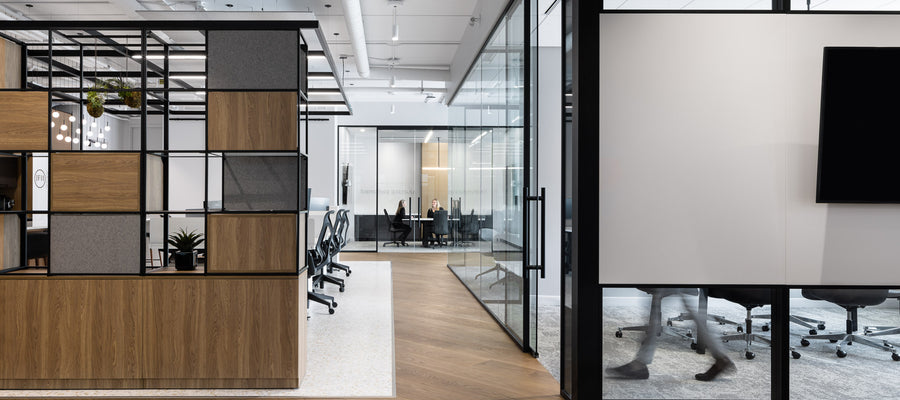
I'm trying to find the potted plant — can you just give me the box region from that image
[167,228,205,271]
[106,78,141,109]
[86,87,105,118]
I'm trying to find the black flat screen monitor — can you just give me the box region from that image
[817,47,900,203]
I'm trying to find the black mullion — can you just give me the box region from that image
[161,40,170,270]
[773,286,789,400]
[79,44,84,151]
[140,29,148,275]
[522,0,533,356]
[46,29,52,276]
[19,156,28,268]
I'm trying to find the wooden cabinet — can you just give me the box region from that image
[0,276,302,389]
[142,277,300,388]
[0,92,47,151]
[207,214,297,273]
[208,91,298,151]
[50,153,140,212]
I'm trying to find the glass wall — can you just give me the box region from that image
[338,126,377,251]
[448,0,529,348]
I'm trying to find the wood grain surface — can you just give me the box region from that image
[0,215,20,269]
[0,279,141,381]
[208,91,298,151]
[50,153,140,212]
[142,277,299,384]
[0,92,47,151]
[0,37,21,88]
[207,213,297,273]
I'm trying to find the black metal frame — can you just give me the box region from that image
[0,20,327,278]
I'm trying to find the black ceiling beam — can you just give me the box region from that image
[0,20,319,30]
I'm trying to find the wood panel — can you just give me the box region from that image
[146,154,163,211]
[50,153,140,212]
[0,92,47,151]
[0,279,141,381]
[208,91,298,151]
[142,277,299,385]
[207,214,297,273]
[0,215,20,269]
[0,37,21,88]
[421,142,449,211]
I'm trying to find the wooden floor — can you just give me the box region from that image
[335,252,562,400]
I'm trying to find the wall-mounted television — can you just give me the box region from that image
[817,47,900,203]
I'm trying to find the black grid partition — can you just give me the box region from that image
[0,21,319,277]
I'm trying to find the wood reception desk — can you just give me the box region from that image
[0,275,304,389]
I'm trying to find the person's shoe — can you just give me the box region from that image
[605,361,649,379]
[694,357,735,381]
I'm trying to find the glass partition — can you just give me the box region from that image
[448,0,530,349]
[338,126,377,251]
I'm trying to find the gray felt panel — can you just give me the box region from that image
[223,155,298,211]
[208,30,298,90]
[50,214,140,274]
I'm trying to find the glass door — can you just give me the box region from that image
[377,129,423,248]
[338,126,377,251]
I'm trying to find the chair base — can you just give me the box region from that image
[800,309,900,360]
[308,291,336,315]
[329,262,352,276]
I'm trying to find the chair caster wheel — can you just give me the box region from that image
[690,342,698,350]
[332,302,338,307]
[745,351,755,360]
[892,353,900,362]
[836,350,847,358]
[829,339,838,343]
[328,308,335,315]
[736,326,743,333]
[800,339,810,347]
[615,330,623,338]
[792,351,801,359]
[686,332,693,338]
[762,325,770,332]
[347,271,352,276]
[809,329,817,335]
[339,287,345,292]
[818,324,826,330]
[666,320,673,327]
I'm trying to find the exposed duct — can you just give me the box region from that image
[341,0,370,78]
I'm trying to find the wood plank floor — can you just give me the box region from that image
[336,252,562,400]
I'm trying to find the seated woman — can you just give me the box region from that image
[423,198,444,247]
[393,200,412,246]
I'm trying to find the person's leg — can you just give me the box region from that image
[398,224,411,244]
[606,291,662,379]
[680,294,735,381]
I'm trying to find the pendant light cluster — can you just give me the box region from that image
[52,109,109,149]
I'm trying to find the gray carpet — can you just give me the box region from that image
[603,296,900,400]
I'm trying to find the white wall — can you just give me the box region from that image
[599,14,900,285]
[337,101,450,127]
[309,117,338,207]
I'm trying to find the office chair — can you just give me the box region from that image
[614,288,699,342]
[707,288,777,360]
[456,210,479,247]
[310,211,345,292]
[306,250,336,314]
[432,210,450,247]
[382,209,404,247]
[799,289,899,360]
[326,209,352,276]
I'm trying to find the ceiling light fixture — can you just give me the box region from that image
[389,74,396,88]
[391,5,399,41]
[68,115,75,122]
[56,133,63,141]
[105,121,111,132]
[390,104,396,114]
[52,111,59,118]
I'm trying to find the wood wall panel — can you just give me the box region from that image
[421,142,449,211]
[142,278,299,384]
[50,153,140,212]
[207,214,297,273]
[0,215,20,270]
[0,92,47,151]
[208,91,297,151]
[0,37,21,88]
[0,279,141,381]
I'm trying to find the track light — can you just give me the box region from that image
[392,5,399,41]
[390,104,396,114]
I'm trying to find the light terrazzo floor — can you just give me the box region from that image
[0,261,396,398]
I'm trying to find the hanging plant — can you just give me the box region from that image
[86,87,105,118]
[107,78,141,109]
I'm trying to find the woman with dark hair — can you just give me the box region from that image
[393,199,412,245]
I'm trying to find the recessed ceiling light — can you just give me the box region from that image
[25,4,33,8]
[226,3,233,7]
[333,32,340,36]
[325,3,332,7]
